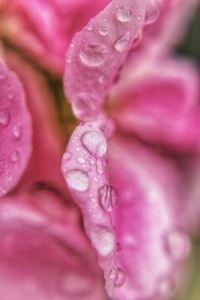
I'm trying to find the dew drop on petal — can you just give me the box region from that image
[82,131,107,158]
[116,7,132,23]
[13,123,22,139]
[79,44,107,67]
[114,32,131,52]
[99,184,118,212]
[145,1,160,25]
[99,25,108,36]
[0,108,10,126]
[165,229,191,261]
[77,157,86,164]
[86,24,93,31]
[72,93,97,121]
[115,268,125,287]
[63,151,72,162]
[92,227,115,256]
[66,169,89,192]
[10,150,20,162]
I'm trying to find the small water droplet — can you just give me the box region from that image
[82,131,107,158]
[99,25,108,36]
[0,108,10,126]
[99,184,118,212]
[66,55,72,64]
[63,152,72,161]
[165,229,191,261]
[116,7,132,23]
[114,32,131,52]
[10,151,20,162]
[115,268,125,287]
[77,157,86,164]
[98,75,106,84]
[70,41,75,48]
[79,44,107,67]
[13,123,22,139]
[86,24,93,31]
[145,1,160,25]
[65,169,89,192]
[73,93,97,121]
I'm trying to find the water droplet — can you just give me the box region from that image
[0,108,10,126]
[114,32,131,52]
[86,24,93,31]
[116,7,132,23]
[63,152,72,161]
[99,184,118,212]
[77,157,85,164]
[73,93,97,121]
[66,169,89,192]
[82,131,107,158]
[70,41,75,48]
[165,229,191,261]
[13,123,22,139]
[10,151,20,162]
[98,75,106,84]
[66,55,72,64]
[79,44,107,67]
[115,268,125,287]
[145,1,160,25]
[99,25,108,36]
[92,227,115,256]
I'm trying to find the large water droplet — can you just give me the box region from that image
[114,32,131,52]
[73,93,97,121]
[145,1,160,25]
[13,123,22,139]
[165,229,191,261]
[99,184,118,212]
[0,108,10,126]
[82,131,107,158]
[92,227,115,256]
[116,7,132,23]
[79,44,107,67]
[66,169,89,192]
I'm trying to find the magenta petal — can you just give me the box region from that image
[64,0,152,121]
[0,59,32,196]
[61,116,118,296]
[112,58,200,151]
[108,136,191,299]
[0,194,106,300]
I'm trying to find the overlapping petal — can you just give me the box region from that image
[0,59,32,196]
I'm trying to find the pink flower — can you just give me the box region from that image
[0,0,199,299]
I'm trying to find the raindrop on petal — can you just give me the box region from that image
[66,169,89,192]
[99,25,108,36]
[0,108,10,126]
[115,268,125,287]
[114,32,131,52]
[116,7,132,23]
[92,227,115,256]
[79,44,107,67]
[13,123,22,139]
[82,131,107,158]
[145,1,160,25]
[99,184,118,212]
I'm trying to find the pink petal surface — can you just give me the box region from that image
[108,136,191,300]
[61,116,118,297]
[64,0,154,121]
[4,52,68,195]
[0,0,110,75]
[111,58,200,152]
[0,59,32,196]
[0,192,107,300]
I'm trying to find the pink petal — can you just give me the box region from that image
[61,116,118,296]
[111,58,200,152]
[108,136,191,299]
[64,0,153,121]
[0,192,106,300]
[1,0,110,75]
[5,52,68,195]
[0,59,32,196]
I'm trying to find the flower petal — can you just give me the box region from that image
[64,0,153,121]
[0,59,32,196]
[108,136,191,299]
